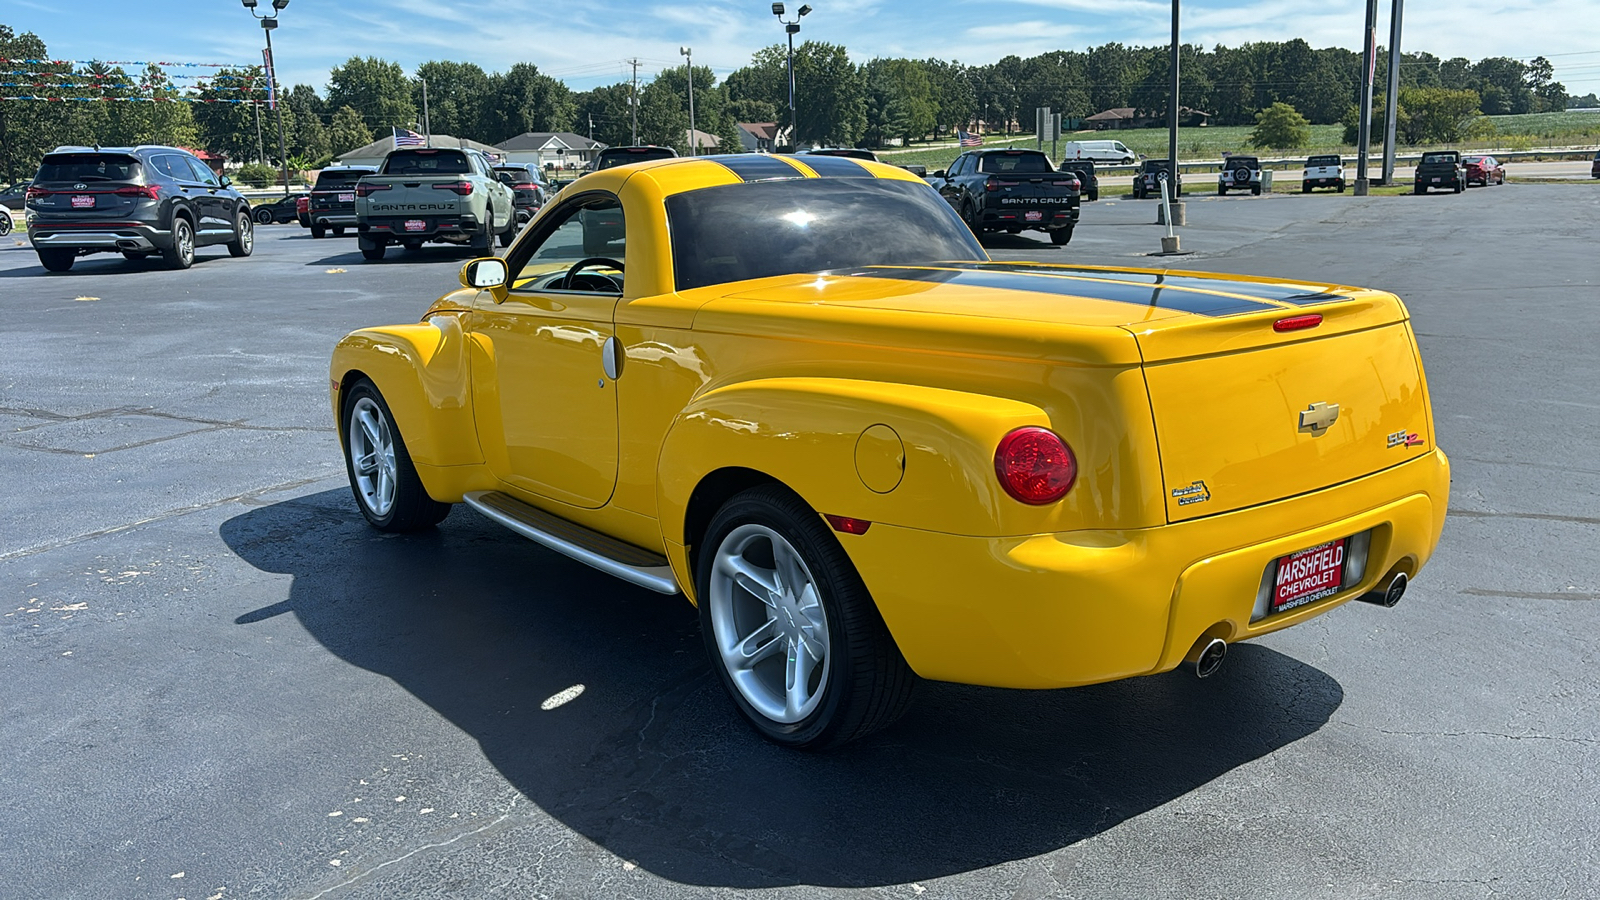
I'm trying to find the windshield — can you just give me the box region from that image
[1228,158,1258,167]
[315,169,370,188]
[979,152,1053,174]
[382,150,470,175]
[1421,153,1458,164]
[666,178,984,291]
[37,153,142,183]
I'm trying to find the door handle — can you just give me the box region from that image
[601,336,622,380]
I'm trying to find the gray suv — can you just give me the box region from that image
[25,145,253,272]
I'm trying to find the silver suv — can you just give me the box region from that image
[25,145,254,272]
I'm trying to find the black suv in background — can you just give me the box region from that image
[308,166,375,238]
[1414,151,1464,194]
[492,164,550,226]
[931,148,1081,244]
[591,146,678,170]
[26,145,253,272]
[1132,159,1182,199]
[1058,159,1099,201]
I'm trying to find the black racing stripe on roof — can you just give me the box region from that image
[794,155,875,177]
[713,155,807,182]
[937,262,1346,306]
[834,266,1277,316]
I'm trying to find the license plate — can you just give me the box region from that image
[1024,210,1043,222]
[1270,538,1347,614]
[71,195,94,208]
[404,219,427,232]
[1431,177,1440,183]
[337,192,355,203]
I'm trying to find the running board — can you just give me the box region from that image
[462,491,681,595]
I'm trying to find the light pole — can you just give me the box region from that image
[680,47,696,156]
[772,3,811,151]
[241,0,292,198]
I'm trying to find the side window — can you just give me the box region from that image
[952,155,969,177]
[504,194,625,294]
[154,154,192,181]
[185,157,219,186]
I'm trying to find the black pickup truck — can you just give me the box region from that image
[931,148,1080,244]
[307,166,375,238]
[1414,151,1464,194]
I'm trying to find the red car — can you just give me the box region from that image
[296,195,310,228]
[1462,155,1505,187]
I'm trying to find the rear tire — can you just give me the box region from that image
[340,379,451,533]
[311,222,327,239]
[38,249,75,272]
[161,217,195,270]
[253,207,275,225]
[1414,186,1426,195]
[333,226,345,237]
[1050,226,1074,245]
[227,212,254,258]
[359,236,386,260]
[472,211,494,253]
[697,485,916,749]
[1301,183,1310,193]
[1252,185,1261,196]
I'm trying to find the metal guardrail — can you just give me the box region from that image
[1095,146,1596,175]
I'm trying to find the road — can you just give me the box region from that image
[2,185,1597,899]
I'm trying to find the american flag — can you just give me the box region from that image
[958,130,982,147]
[393,127,425,147]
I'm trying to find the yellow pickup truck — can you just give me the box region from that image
[330,154,1449,748]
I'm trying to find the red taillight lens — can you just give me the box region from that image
[1273,313,1324,332]
[113,184,159,199]
[354,182,390,197]
[994,427,1076,505]
[823,514,872,535]
[433,180,474,195]
[26,186,51,199]
[513,183,537,190]
[296,197,309,211]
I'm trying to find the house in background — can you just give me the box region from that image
[179,147,226,176]
[334,134,507,169]
[686,129,721,153]
[737,122,778,152]
[495,132,604,170]
[1085,107,1211,130]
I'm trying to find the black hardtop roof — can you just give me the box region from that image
[46,145,190,158]
[974,147,1047,155]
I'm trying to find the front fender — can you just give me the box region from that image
[330,315,481,469]
[657,377,1056,543]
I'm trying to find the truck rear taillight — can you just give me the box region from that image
[994,427,1076,505]
[513,183,538,190]
[433,181,475,196]
[113,185,160,199]
[985,177,1019,192]
[355,182,391,197]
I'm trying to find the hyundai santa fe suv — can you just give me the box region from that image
[26,145,253,272]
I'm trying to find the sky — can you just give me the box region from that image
[5,0,1599,97]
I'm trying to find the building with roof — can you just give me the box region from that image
[494,132,605,170]
[334,134,507,169]
[1084,107,1210,130]
[736,122,778,153]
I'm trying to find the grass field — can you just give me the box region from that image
[878,111,1600,172]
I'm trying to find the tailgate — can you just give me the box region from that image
[989,175,1077,208]
[1135,296,1432,522]
[356,179,466,216]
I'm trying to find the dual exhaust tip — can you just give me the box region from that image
[1188,571,1409,679]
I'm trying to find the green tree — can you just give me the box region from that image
[327,57,416,132]
[1248,102,1311,149]
[636,76,688,152]
[728,43,866,147]
[483,63,573,142]
[572,82,636,146]
[192,67,272,162]
[327,104,373,156]
[285,84,330,161]
[863,58,936,147]
[1395,86,1481,143]
[412,60,492,139]
[922,58,975,134]
[727,98,778,124]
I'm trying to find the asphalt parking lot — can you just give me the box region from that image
[3,184,1597,899]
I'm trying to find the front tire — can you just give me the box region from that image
[698,485,915,749]
[162,217,195,270]
[253,207,275,225]
[340,379,451,532]
[227,212,254,257]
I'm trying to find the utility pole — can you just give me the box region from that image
[681,47,696,156]
[419,75,431,147]
[588,113,594,141]
[773,4,812,151]
[1167,0,1180,193]
[253,99,266,165]
[628,58,641,145]
[1381,0,1404,185]
[1355,0,1378,195]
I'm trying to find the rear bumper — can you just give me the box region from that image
[979,205,1079,230]
[313,213,357,226]
[29,222,170,252]
[360,215,481,240]
[845,448,1450,689]
[1304,177,1343,187]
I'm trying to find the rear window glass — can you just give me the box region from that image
[979,152,1053,174]
[597,148,675,169]
[1227,157,1259,166]
[666,178,983,291]
[1421,152,1458,164]
[1307,156,1341,166]
[37,154,141,182]
[315,169,371,188]
[382,150,470,175]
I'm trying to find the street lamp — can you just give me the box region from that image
[772,3,811,151]
[680,46,696,157]
[242,0,292,198]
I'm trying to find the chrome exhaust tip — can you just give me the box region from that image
[1359,571,1408,608]
[1194,638,1228,678]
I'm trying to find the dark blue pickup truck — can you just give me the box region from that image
[930,148,1081,245]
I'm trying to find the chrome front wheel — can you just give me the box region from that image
[340,380,451,532]
[709,523,832,724]
[347,395,398,519]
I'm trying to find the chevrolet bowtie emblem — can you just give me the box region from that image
[1299,401,1340,435]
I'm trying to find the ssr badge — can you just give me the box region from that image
[1387,430,1425,449]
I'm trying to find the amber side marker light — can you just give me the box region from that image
[1273,313,1324,333]
[994,427,1077,505]
[824,514,872,535]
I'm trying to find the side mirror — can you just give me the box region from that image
[219,176,232,187]
[460,257,508,291]
[931,169,947,179]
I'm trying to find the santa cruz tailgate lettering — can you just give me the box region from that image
[368,203,457,212]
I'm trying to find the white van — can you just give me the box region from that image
[1060,140,1137,164]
